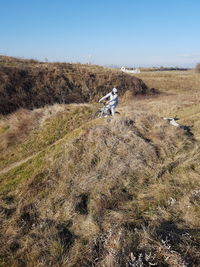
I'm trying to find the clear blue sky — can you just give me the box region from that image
[1,0,200,67]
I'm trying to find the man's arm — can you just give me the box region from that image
[99,92,111,102]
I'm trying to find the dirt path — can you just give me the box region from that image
[0,122,81,176]
[0,153,38,176]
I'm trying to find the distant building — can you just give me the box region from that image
[121,66,141,73]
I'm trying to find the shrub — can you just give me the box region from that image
[195,63,200,73]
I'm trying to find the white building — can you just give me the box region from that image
[121,66,141,74]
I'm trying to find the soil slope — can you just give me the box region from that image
[0,56,148,114]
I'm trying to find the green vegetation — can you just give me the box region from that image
[0,105,95,170]
[0,152,46,195]
[0,125,9,135]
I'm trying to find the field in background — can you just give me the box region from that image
[133,70,200,139]
[135,70,199,93]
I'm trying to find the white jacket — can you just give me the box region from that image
[99,92,118,107]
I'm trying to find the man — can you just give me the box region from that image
[99,88,118,116]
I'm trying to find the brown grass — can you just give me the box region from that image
[1,105,199,266]
[0,104,69,151]
[195,63,200,73]
[0,70,200,266]
[0,55,149,114]
[135,69,200,93]
[134,70,200,140]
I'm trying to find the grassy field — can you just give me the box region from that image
[133,70,200,139]
[0,70,200,266]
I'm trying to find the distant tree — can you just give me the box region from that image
[195,63,200,73]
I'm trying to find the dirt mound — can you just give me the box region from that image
[0,103,199,266]
[0,56,149,114]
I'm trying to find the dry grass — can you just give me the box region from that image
[133,70,200,140]
[135,70,200,93]
[0,70,200,266]
[0,104,95,172]
[0,55,148,114]
[0,104,70,152]
[0,109,39,150]
[195,63,200,73]
[0,105,200,266]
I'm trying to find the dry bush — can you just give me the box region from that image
[29,116,196,264]
[0,109,37,149]
[33,103,68,126]
[195,63,200,73]
[0,104,68,151]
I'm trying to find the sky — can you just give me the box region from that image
[0,0,200,67]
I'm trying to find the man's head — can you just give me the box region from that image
[112,87,118,94]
